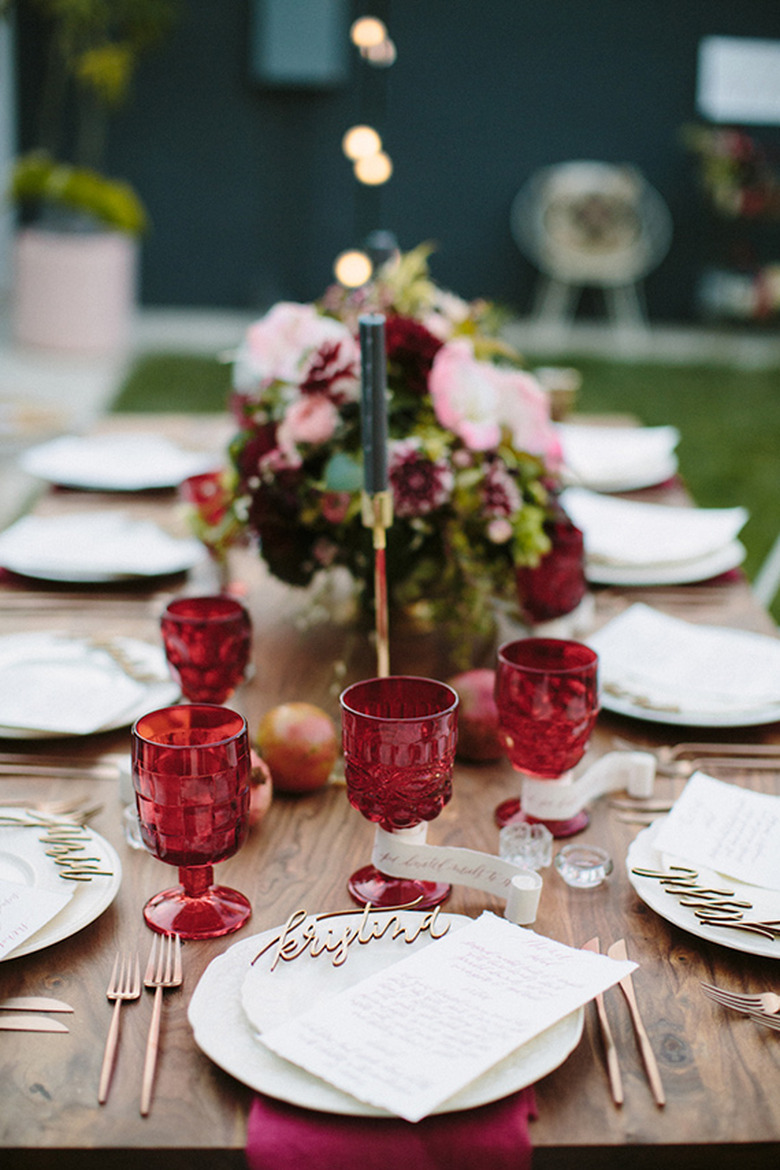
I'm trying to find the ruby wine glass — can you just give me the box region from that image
[161,595,252,704]
[494,638,599,837]
[340,676,459,909]
[131,704,252,939]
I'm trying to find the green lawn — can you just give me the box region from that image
[112,350,780,619]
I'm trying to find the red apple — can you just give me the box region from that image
[447,669,503,762]
[255,702,339,793]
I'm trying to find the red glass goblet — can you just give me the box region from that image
[494,638,599,837]
[340,676,459,909]
[161,595,251,704]
[131,704,252,939]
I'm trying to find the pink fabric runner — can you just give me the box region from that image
[246,1087,536,1170]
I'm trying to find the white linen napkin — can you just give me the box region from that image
[561,486,747,567]
[0,511,205,579]
[589,604,780,716]
[557,423,679,490]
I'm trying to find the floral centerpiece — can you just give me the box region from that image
[190,244,564,653]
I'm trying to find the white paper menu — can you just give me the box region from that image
[0,877,72,959]
[260,912,636,1122]
[652,771,780,891]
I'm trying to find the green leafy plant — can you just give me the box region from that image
[5,0,178,233]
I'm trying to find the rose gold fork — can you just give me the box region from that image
[98,951,141,1103]
[140,933,183,1117]
[700,982,780,1016]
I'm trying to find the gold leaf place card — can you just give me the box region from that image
[256,911,635,1123]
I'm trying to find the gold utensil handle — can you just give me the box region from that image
[98,998,122,1104]
[140,986,163,1117]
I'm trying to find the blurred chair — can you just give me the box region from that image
[511,161,672,332]
[753,532,780,611]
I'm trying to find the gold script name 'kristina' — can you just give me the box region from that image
[251,904,451,971]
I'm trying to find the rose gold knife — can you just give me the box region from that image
[582,937,623,1106]
[0,997,73,1012]
[607,938,665,1107]
[0,1014,69,1032]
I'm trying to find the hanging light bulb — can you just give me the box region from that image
[350,17,387,48]
[342,124,382,161]
[334,249,373,287]
[363,38,397,66]
[354,151,393,186]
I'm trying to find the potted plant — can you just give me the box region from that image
[4,0,177,352]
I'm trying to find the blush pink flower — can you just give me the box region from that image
[388,439,454,518]
[237,302,359,397]
[429,339,560,465]
[277,394,339,450]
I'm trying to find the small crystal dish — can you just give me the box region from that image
[499,822,553,870]
[554,843,613,888]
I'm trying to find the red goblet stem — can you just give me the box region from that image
[179,866,214,897]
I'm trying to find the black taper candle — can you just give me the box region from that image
[359,313,388,494]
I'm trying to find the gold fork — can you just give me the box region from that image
[700,982,780,1017]
[98,951,141,1104]
[140,933,183,1117]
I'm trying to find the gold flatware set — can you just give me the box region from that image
[583,937,665,1108]
[0,996,73,1032]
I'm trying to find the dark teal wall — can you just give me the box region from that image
[15,1,780,319]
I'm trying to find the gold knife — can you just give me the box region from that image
[607,938,665,1107]
[0,997,73,1012]
[0,1014,69,1032]
[582,937,623,1106]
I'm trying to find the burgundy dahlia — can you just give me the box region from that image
[384,315,444,396]
[389,441,454,518]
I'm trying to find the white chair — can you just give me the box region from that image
[752,532,780,611]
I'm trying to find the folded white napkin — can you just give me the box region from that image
[589,604,780,716]
[557,424,679,491]
[561,487,747,567]
[0,511,205,580]
[20,433,218,490]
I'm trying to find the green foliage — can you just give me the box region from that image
[11,151,147,233]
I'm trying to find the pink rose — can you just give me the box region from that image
[277,394,339,450]
[237,302,359,392]
[429,340,560,465]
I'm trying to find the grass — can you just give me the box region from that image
[111,350,780,620]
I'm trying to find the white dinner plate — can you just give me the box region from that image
[19,433,218,491]
[0,810,122,960]
[0,632,179,739]
[599,690,780,728]
[627,819,780,960]
[585,539,746,586]
[0,511,206,583]
[557,424,680,493]
[188,913,584,1117]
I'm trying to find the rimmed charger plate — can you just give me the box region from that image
[0,811,122,960]
[188,912,583,1117]
[19,433,218,491]
[627,819,779,960]
[585,539,746,587]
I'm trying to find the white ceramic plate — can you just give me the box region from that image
[585,540,746,586]
[188,913,583,1117]
[627,819,780,959]
[19,433,218,491]
[0,632,179,739]
[0,810,122,960]
[599,690,780,728]
[0,512,206,583]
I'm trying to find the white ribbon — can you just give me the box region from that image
[520,751,655,822]
[371,825,543,925]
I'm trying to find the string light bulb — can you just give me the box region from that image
[350,16,387,48]
[334,249,373,287]
[342,124,382,161]
[354,151,393,186]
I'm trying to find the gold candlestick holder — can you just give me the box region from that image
[362,490,393,677]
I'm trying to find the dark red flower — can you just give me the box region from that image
[385,315,444,396]
[389,440,454,518]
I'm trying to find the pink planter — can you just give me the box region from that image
[12,227,138,354]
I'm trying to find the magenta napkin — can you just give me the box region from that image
[245,1087,536,1170]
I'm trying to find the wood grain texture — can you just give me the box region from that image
[1,414,779,1168]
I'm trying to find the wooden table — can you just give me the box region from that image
[1,415,779,1169]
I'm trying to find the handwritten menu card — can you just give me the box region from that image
[0,877,72,959]
[653,771,780,891]
[261,911,636,1122]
